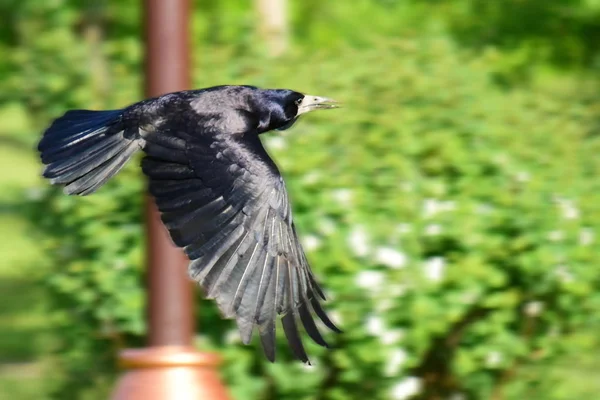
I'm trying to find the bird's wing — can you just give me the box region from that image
[140,126,340,363]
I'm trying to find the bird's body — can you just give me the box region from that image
[38,85,340,362]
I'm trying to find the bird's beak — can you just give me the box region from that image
[297,95,340,115]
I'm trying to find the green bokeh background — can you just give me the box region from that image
[2,0,600,399]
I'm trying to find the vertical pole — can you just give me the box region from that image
[144,0,194,349]
[111,1,230,398]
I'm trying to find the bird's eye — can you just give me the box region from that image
[295,98,302,106]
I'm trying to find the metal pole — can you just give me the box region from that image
[111,1,230,398]
[144,0,194,349]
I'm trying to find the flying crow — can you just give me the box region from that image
[38,85,341,363]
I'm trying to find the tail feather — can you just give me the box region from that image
[64,140,140,196]
[41,130,109,164]
[45,132,129,183]
[38,109,140,195]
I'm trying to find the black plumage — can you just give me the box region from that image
[37,85,341,363]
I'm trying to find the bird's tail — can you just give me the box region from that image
[38,109,140,195]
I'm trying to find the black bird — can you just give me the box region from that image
[37,85,341,363]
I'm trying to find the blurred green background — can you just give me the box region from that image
[2,0,600,399]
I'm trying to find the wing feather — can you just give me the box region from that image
[141,123,339,362]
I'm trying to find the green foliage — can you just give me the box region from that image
[23,165,145,398]
[4,0,600,399]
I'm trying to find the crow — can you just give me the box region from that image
[37,85,341,363]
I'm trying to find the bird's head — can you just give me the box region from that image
[257,89,339,133]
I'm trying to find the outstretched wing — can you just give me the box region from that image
[140,123,340,363]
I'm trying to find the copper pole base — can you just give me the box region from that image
[111,346,230,400]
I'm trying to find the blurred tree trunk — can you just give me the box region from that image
[255,0,288,57]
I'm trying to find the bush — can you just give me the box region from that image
[21,33,600,400]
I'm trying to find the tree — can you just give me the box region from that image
[255,0,288,56]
